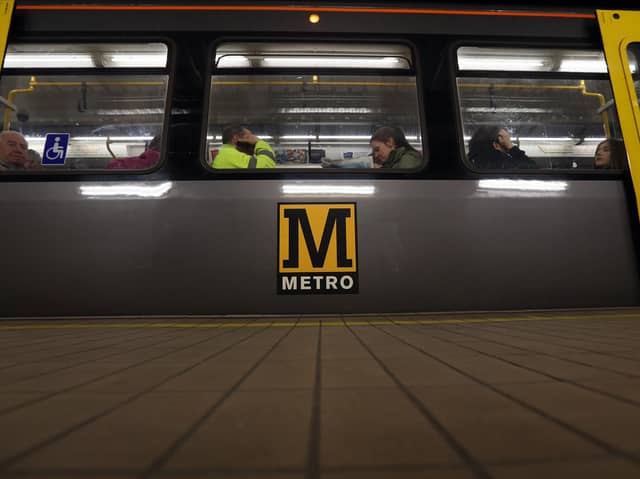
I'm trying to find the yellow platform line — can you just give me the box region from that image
[0,311,638,330]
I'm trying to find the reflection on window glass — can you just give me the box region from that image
[456,47,627,171]
[207,42,423,170]
[627,43,640,107]
[0,43,168,173]
[458,46,609,73]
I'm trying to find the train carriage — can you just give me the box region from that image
[0,1,639,317]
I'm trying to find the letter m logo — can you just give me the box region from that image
[278,203,358,273]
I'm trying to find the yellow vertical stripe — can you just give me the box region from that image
[0,0,14,74]
[597,10,640,221]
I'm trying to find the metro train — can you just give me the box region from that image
[1,1,639,317]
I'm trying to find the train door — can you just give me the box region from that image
[598,10,640,218]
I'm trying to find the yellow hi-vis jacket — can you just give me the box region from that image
[211,140,276,169]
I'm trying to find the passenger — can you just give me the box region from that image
[369,126,422,169]
[0,130,28,170]
[107,134,161,170]
[25,149,42,169]
[212,124,275,169]
[468,126,536,169]
[594,138,627,170]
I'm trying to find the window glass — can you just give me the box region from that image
[627,44,640,102]
[457,47,608,73]
[207,42,423,170]
[456,47,627,171]
[215,42,412,70]
[0,43,168,172]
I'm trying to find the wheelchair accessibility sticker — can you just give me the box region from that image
[42,133,70,165]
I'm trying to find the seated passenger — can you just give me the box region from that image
[369,126,422,169]
[212,124,275,169]
[0,130,28,170]
[594,138,627,170]
[25,149,42,169]
[468,126,536,169]
[107,135,161,170]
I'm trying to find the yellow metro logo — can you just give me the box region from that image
[278,203,358,294]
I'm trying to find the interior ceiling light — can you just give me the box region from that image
[458,58,545,71]
[3,53,95,68]
[262,56,400,68]
[215,55,250,68]
[4,53,167,68]
[103,54,167,68]
[279,107,373,114]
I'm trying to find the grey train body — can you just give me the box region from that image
[2,179,637,317]
[1,2,639,317]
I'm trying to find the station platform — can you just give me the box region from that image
[1,309,640,478]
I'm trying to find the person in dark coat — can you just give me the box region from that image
[468,126,536,169]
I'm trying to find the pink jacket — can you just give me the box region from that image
[107,149,160,169]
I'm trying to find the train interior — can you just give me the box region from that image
[0,41,631,171]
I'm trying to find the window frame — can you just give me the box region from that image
[0,35,175,177]
[450,39,628,177]
[201,36,428,177]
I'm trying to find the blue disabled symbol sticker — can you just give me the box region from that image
[43,133,70,165]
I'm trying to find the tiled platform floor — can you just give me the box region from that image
[1,309,640,478]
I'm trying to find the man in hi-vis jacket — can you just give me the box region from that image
[212,124,275,169]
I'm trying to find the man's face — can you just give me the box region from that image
[0,132,28,167]
[493,129,513,154]
[235,128,251,143]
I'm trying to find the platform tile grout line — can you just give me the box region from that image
[0,452,627,478]
[442,320,640,368]
[512,317,640,342]
[479,321,640,362]
[139,318,301,479]
[0,326,136,355]
[423,324,640,408]
[1,326,196,385]
[376,317,640,468]
[0,319,258,416]
[0,326,171,371]
[483,317,640,349]
[305,321,321,479]
[345,318,493,479]
[0,319,270,472]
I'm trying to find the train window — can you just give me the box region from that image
[206,42,423,170]
[627,45,640,101]
[0,43,169,173]
[456,46,627,171]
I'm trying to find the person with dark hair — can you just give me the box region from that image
[212,124,275,169]
[107,134,161,170]
[594,138,627,170]
[468,126,536,169]
[369,126,422,169]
